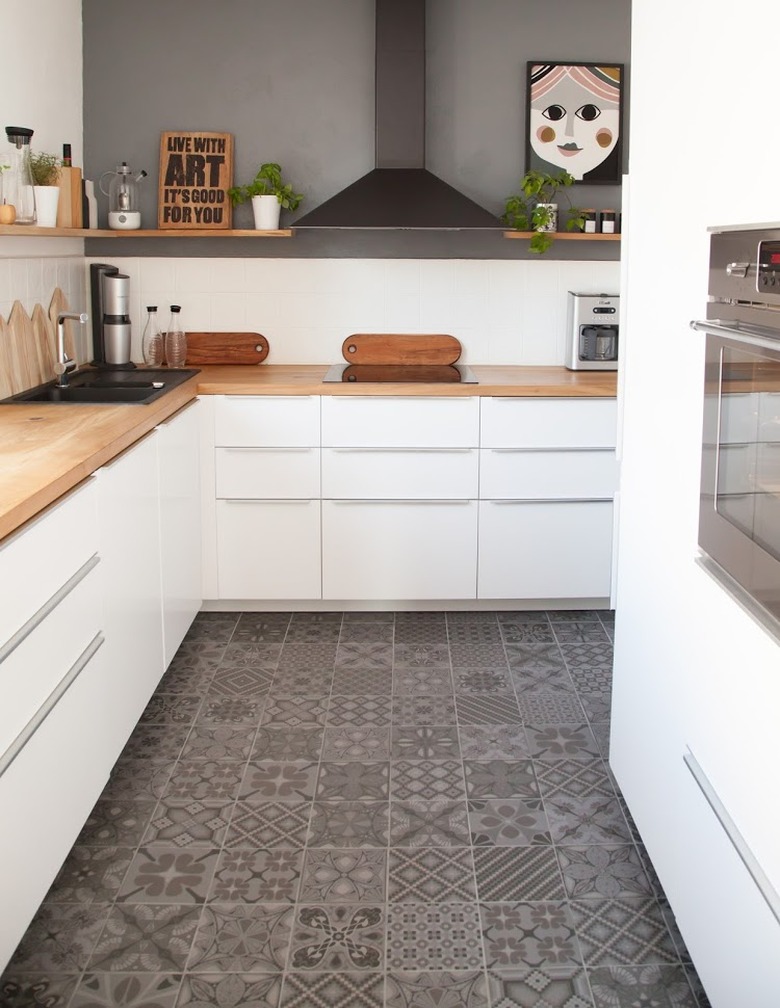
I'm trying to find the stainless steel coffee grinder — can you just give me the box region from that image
[89,263,135,369]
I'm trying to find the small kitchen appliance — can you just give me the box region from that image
[692,224,780,631]
[89,262,135,368]
[565,292,619,370]
[99,161,147,230]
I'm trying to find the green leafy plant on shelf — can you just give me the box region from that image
[227,162,303,211]
[502,169,583,253]
[29,151,62,186]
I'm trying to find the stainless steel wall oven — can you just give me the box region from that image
[692,225,780,628]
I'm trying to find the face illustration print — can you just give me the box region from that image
[529,65,620,181]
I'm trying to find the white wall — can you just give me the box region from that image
[612,1,780,1003]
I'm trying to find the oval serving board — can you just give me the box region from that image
[185,332,269,365]
[341,333,461,365]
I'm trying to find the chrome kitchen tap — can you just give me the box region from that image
[55,312,88,386]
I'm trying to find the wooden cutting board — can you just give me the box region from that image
[185,332,269,365]
[341,333,462,365]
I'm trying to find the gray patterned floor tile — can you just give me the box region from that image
[463,760,539,800]
[179,972,282,1007]
[340,621,394,643]
[387,970,488,1008]
[308,802,389,848]
[45,845,134,906]
[458,725,530,760]
[556,845,653,899]
[0,974,79,1007]
[188,903,293,972]
[142,799,232,848]
[454,669,514,694]
[388,847,477,902]
[336,641,394,670]
[101,760,173,803]
[233,612,291,642]
[326,695,393,726]
[139,694,202,725]
[391,726,461,760]
[559,642,614,669]
[163,760,245,801]
[450,642,508,667]
[241,761,319,802]
[534,760,617,801]
[317,761,390,800]
[274,668,336,695]
[162,640,224,682]
[182,726,257,763]
[525,724,601,761]
[389,800,470,847]
[88,903,200,972]
[75,798,156,848]
[473,845,564,902]
[547,610,602,622]
[508,666,576,694]
[197,695,265,725]
[393,625,449,646]
[468,799,551,847]
[504,643,566,672]
[219,641,283,668]
[206,665,275,700]
[332,668,393,695]
[70,972,183,1007]
[117,847,218,903]
[392,668,453,695]
[387,903,484,970]
[276,642,338,671]
[322,726,391,761]
[545,795,633,846]
[281,972,384,1008]
[499,620,556,645]
[225,801,311,850]
[447,624,503,647]
[487,966,593,1008]
[299,849,387,903]
[261,695,330,728]
[393,643,451,669]
[8,904,109,974]
[590,723,611,760]
[290,905,385,970]
[209,848,303,903]
[515,692,585,724]
[480,901,581,970]
[570,898,680,966]
[390,760,466,801]
[392,694,457,725]
[118,724,189,761]
[552,623,610,643]
[579,692,613,723]
[252,727,324,762]
[588,964,699,1007]
[455,695,523,725]
[286,613,342,642]
[185,612,239,643]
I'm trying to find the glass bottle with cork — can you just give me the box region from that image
[141,306,164,366]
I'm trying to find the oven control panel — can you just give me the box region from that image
[757,240,780,291]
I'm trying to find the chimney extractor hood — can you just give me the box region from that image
[293,0,501,231]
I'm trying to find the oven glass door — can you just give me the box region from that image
[700,333,780,622]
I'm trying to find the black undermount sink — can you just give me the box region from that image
[1,368,199,406]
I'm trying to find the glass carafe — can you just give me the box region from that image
[141,306,164,366]
[165,305,187,368]
[4,126,36,224]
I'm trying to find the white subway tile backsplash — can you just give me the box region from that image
[210,293,247,330]
[385,260,421,296]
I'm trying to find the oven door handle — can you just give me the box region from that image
[691,318,780,352]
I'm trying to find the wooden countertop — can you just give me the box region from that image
[0,365,616,542]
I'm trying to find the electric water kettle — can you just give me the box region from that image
[99,161,147,230]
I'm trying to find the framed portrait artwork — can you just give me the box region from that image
[526,62,624,184]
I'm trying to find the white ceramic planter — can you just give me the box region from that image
[251,194,281,230]
[33,185,59,227]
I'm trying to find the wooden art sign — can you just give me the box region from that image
[158,131,233,229]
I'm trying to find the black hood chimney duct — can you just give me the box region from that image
[293,0,501,230]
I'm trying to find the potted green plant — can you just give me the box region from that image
[228,162,303,230]
[502,169,583,253]
[29,151,62,227]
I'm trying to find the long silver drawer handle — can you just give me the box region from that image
[0,632,105,780]
[684,749,780,927]
[328,447,474,454]
[225,395,316,400]
[219,447,315,453]
[328,396,473,402]
[691,318,780,352]
[222,499,316,504]
[0,554,101,664]
[328,499,472,505]
[487,447,615,454]
[486,498,611,504]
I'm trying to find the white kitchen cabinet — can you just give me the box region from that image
[158,401,203,667]
[478,397,617,602]
[212,395,321,600]
[321,396,479,601]
[97,431,165,726]
[0,479,111,972]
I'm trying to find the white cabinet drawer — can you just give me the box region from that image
[0,559,102,761]
[0,479,98,646]
[480,448,617,499]
[322,499,477,600]
[216,499,321,599]
[322,447,478,499]
[216,447,320,498]
[215,395,320,446]
[481,397,616,448]
[322,396,479,447]
[478,499,613,599]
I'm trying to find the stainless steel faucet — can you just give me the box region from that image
[55,312,88,387]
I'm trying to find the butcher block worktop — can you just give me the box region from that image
[0,365,616,541]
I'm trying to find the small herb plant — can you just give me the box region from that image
[228,162,303,211]
[30,151,62,186]
[502,169,583,253]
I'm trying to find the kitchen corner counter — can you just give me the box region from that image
[0,365,616,542]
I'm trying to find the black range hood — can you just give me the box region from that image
[293,0,501,231]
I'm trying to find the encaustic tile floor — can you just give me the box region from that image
[1,610,710,1008]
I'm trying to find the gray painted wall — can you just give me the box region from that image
[82,0,630,259]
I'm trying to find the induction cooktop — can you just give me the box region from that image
[322,363,478,384]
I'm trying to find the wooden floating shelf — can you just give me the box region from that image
[0,226,294,238]
[503,230,620,241]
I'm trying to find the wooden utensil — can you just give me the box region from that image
[185,332,269,365]
[341,333,462,365]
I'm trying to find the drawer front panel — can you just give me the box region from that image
[322,499,478,600]
[481,397,616,448]
[215,395,320,447]
[480,449,617,499]
[0,479,98,646]
[216,447,320,499]
[322,448,478,499]
[322,396,480,447]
